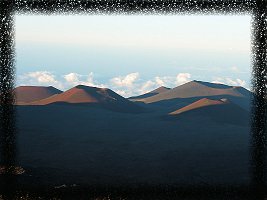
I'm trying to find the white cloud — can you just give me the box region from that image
[175,73,191,85]
[18,71,193,97]
[110,73,159,97]
[139,80,156,92]
[110,72,139,88]
[64,72,80,83]
[211,80,225,85]
[18,71,106,90]
[226,78,246,87]
[154,76,173,86]
[63,72,105,88]
[154,73,191,88]
[109,72,192,97]
[26,71,57,83]
[109,72,142,97]
[18,71,64,89]
[212,77,246,87]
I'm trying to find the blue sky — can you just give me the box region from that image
[15,15,251,97]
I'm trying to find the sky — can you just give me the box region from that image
[15,15,251,97]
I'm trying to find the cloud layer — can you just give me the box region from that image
[17,71,247,97]
[212,77,246,87]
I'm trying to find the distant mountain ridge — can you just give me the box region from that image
[15,86,62,105]
[135,80,250,104]
[19,85,144,113]
[30,85,124,104]
[128,86,171,100]
[14,80,252,114]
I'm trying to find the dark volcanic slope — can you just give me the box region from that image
[168,97,249,125]
[15,86,62,104]
[29,85,144,113]
[16,104,250,186]
[140,80,250,103]
[169,98,226,115]
[129,86,171,100]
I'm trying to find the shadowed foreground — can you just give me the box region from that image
[13,104,250,187]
